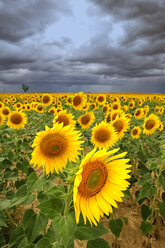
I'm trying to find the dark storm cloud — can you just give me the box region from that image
[0,0,72,43]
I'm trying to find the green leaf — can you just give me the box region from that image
[35,237,63,248]
[23,209,48,243]
[109,218,123,238]
[141,204,151,221]
[27,172,46,193]
[0,157,5,162]
[52,212,76,247]
[0,198,11,210]
[141,183,156,198]
[4,169,19,180]
[37,198,63,219]
[75,220,109,240]
[0,210,8,227]
[158,201,165,219]
[0,159,13,169]
[87,238,111,248]
[10,184,28,207]
[46,185,66,198]
[140,221,153,235]
[121,217,128,225]
[8,225,27,248]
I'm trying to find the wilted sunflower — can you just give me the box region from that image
[143,113,160,135]
[131,126,141,139]
[112,115,130,139]
[30,123,83,174]
[72,92,86,110]
[53,110,75,127]
[78,112,95,130]
[7,111,27,129]
[73,148,131,225]
[0,114,5,125]
[91,122,118,149]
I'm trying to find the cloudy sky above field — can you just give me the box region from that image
[0,0,165,93]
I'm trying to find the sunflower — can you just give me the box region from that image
[91,122,118,150]
[111,110,124,122]
[158,121,164,131]
[42,94,52,106]
[128,101,135,109]
[112,102,121,111]
[15,102,22,110]
[112,115,130,139]
[105,113,111,123]
[154,106,159,113]
[36,105,44,113]
[131,126,141,139]
[143,113,160,135]
[0,114,5,125]
[53,110,75,127]
[48,107,56,115]
[134,108,144,119]
[78,112,95,130]
[96,94,106,105]
[0,102,4,110]
[72,92,86,110]
[159,106,164,114]
[73,148,131,225]
[1,107,10,117]
[7,111,27,129]
[30,123,83,174]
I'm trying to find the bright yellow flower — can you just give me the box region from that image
[53,110,75,127]
[131,126,141,139]
[30,123,83,174]
[78,112,95,130]
[91,122,118,150]
[7,111,27,129]
[143,113,160,135]
[73,148,131,225]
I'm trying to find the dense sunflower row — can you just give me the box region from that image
[0,92,165,226]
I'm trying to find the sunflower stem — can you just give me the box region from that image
[64,185,72,216]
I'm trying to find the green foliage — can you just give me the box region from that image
[140,221,153,235]
[87,238,111,248]
[74,219,109,240]
[109,218,123,238]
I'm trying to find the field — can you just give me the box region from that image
[0,92,165,248]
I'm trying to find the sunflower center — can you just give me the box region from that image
[135,110,141,116]
[113,104,118,110]
[73,96,81,106]
[133,129,138,135]
[106,114,111,123]
[40,134,67,157]
[10,113,22,124]
[78,160,108,198]
[145,120,155,130]
[113,120,123,133]
[112,113,118,121]
[3,109,9,115]
[55,114,69,126]
[43,96,50,104]
[81,115,90,125]
[98,96,104,102]
[95,128,110,142]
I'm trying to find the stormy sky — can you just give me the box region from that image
[0,0,165,93]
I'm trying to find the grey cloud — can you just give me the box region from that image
[0,0,72,43]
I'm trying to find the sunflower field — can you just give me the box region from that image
[0,92,165,248]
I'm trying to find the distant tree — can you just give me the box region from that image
[22,84,29,93]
